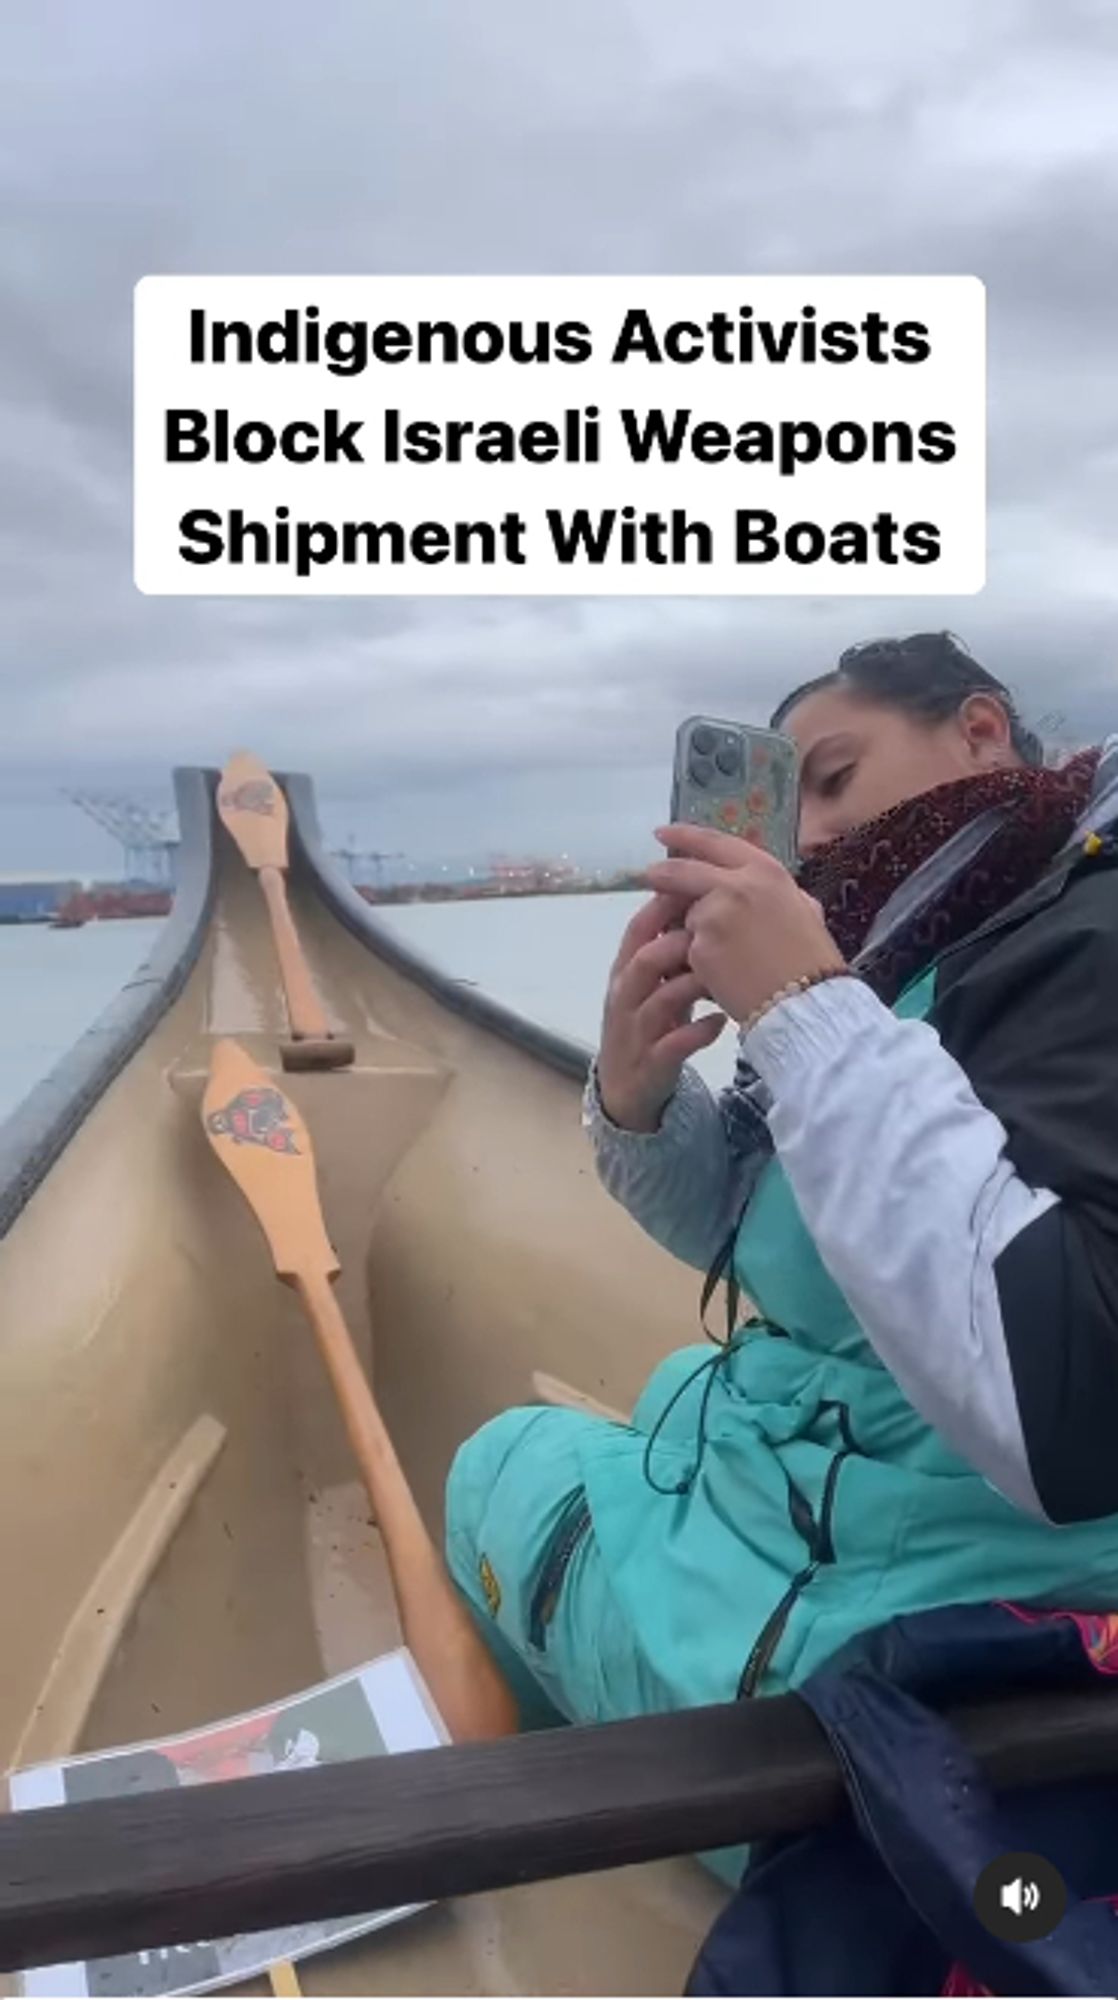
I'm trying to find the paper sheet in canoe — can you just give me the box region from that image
[6,1651,445,1998]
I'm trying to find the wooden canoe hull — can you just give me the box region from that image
[0,768,724,1994]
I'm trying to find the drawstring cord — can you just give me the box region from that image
[641,1342,738,1496]
[700,1221,742,1346]
[642,1225,749,1497]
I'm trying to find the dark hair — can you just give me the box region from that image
[769,632,1044,768]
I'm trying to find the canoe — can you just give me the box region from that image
[0,765,726,1995]
[9,768,1116,1991]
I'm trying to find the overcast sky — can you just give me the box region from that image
[2,0,1117,875]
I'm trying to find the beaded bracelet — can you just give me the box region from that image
[743,964,850,1035]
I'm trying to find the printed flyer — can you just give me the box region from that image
[7,1650,444,1997]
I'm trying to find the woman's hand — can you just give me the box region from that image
[597,891,727,1132]
[645,825,846,1025]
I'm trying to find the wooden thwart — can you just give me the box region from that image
[216,754,354,1071]
[531,1370,628,1425]
[12,1416,226,1771]
[4,1682,1118,1974]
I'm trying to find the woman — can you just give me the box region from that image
[445,631,1118,1796]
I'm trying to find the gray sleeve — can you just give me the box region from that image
[744,976,1055,1517]
[581,1057,768,1273]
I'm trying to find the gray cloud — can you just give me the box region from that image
[2,0,1117,869]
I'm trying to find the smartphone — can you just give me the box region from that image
[670,715,800,868]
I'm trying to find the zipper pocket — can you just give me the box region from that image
[814,1442,856,1565]
[528,1493,592,1651]
[737,1562,819,1698]
[736,1404,862,1697]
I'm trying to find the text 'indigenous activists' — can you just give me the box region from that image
[134,276,986,598]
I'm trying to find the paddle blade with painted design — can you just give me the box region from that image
[202,1039,338,1282]
[216,752,289,872]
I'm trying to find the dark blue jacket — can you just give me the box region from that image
[687,1604,1118,1996]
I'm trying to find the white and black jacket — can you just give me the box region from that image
[584,740,1118,1526]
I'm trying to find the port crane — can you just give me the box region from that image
[332,839,406,888]
[65,792,179,885]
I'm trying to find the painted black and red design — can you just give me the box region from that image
[206,1087,300,1154]
[220,780,275,816]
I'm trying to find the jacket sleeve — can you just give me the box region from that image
[934,883,1118,1523]
[743,911,1118,1524]
[581,1054,771,1274]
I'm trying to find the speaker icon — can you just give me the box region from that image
[974,1851,1066,1941]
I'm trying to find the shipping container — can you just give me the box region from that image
[0,878,82,923]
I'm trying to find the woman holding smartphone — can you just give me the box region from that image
[444,631,1118,1826]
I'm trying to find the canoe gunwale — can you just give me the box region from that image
[283,771,594,1083]
[0,767,215,1243]
[6,1678,1118,1973]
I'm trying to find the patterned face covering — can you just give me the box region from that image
[796,749,1101,1005]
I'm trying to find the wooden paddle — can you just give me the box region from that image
[216,753,355,1071]
[201,1037,518,1744]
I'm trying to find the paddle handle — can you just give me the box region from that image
[258,867,331,1042]
[293,1269,519,1744]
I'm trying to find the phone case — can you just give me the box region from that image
[670,716,799,867]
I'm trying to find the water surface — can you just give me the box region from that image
[0,896,735,1127]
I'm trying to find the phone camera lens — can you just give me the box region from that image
[691,726,716,756]
[689,753,714,787]
[715,742,742,776]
